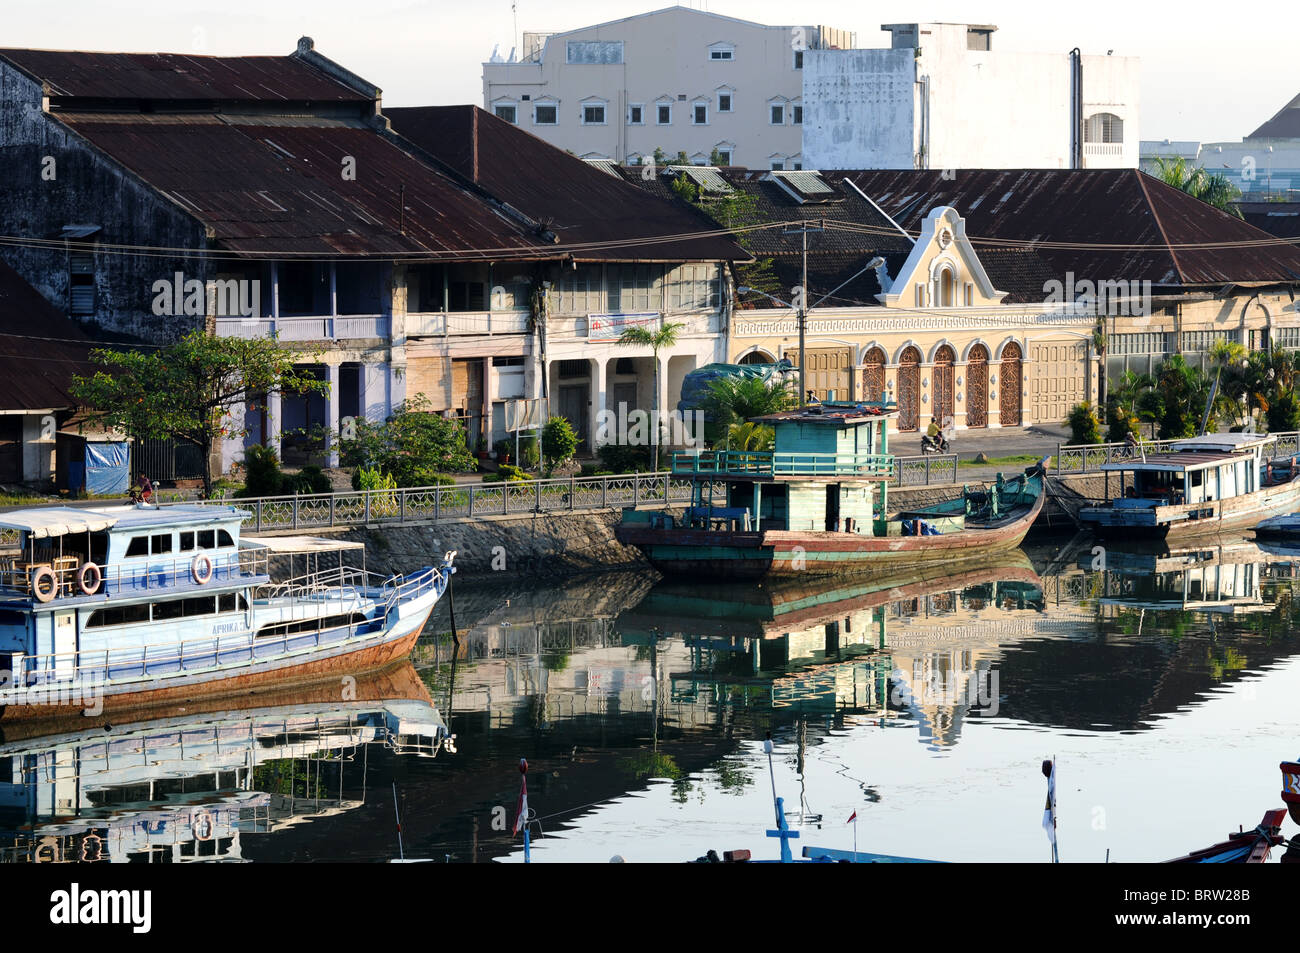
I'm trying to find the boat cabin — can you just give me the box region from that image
[1098,433,1276,509]
[667,401,897,535]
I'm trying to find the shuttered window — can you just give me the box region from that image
[69,252,94,315]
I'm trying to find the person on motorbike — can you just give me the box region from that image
[923,419,948,453]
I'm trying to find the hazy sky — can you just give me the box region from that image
[2,0,1290,143]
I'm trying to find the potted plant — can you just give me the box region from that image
[494,438,513,465]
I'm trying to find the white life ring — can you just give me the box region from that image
[191,810,214,841]
[31,566,58,603]
[191,553,214,585]
[77,561,102,595]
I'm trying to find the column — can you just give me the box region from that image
[656,355,668,458]
[266,390,282,457]
[593,357,608,448]
[326,363,341,467]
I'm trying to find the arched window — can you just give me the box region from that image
[1085,113,1123,144]
[934,266,955,308]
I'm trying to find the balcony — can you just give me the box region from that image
[672,449,894,479]
[406,311,531,337]
[215,315,388,341]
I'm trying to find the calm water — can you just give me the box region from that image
[4,532,1299,863]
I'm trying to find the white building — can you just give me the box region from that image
[481,5,855,170]
[803,23,1140,171]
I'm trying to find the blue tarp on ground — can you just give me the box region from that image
[83,440,130,495]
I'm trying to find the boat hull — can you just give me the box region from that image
[1081,473,1300,541]
[0,586,438,724]
[617,488,1044,581]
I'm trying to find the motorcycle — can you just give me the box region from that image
[920,432,950,455]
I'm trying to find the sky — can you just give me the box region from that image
[1,0,1290,143]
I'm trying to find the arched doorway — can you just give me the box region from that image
[966,344,989,428]
[862,347,886,402]
[739,349,775,365]
[898,346,921,431]
[999,342,1022,427]
[933,344,955,430]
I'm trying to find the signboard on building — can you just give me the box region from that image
[588,312,660,342]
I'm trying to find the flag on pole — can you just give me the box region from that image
[1041,757,1058,862]
[513,758,529,836]
[846,811,857,824]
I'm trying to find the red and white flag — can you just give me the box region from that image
[846,811,857,824]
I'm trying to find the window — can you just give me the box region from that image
[219,592,249,613]
[792,104,803,125]
[556,264,603,313]
[180,531,195,551]
[125,536,148,558]
[708,43,735,61]
[534,103,558,125]
[608,264,663,313]
[693,103,708,125]
[964,282,974,307]
[567,40,623,64]
[715,149,732,166]
[628,104,644,125]
[85,603,151,628]
[151,534,172,556]
[770,104,785,125]
[717,92,732,112]
[791,161,803,170]
[558,359,588,378]
[582,102,607,125]
[667,264,720,311]
[198,529,215,549]
[770,157,785,170]
[657,103,672,125]
[793,50,804,69]
[493,103,517,124]
[69,252,94,316]
[218,530,234,548]
[1085,113,1124,144]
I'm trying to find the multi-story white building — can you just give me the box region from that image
[803,23,1140,171]
[481,5,855,170]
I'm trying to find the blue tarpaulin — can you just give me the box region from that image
[83,440,130,495]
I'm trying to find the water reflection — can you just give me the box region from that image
[5,535,1298,862]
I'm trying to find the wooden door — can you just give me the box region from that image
[862,347,886,403]
[1000,342,1022,427]
[966,344,989,428]
[933,345,955,430]
[898,346,921,431]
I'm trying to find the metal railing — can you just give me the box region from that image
[0,549,268,603]
[1055,431,1300,474]
[672,450,894,478]
[893,454,958,486]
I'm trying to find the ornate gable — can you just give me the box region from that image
[877,206,1008,309]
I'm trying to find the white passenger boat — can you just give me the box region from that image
[1077,433,1300,540]
[0,503,454,721]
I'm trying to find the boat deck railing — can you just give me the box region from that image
[1056,431,1300,474]
[671,450,895,479]
[0,549,270,604]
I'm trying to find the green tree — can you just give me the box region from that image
[71,330,326,498]
[1105,369,1154,441]
[1153,354,1211,438]
[726,420,775,451]
[1149,157,1244,217]
[338,393,475,486]
[1066,401,1103,444]
[541,415,579,474]
[700,374,796,446]
[616,321,685,471]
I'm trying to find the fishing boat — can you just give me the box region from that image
[1078,432,1300,540]
[1163,810,1289,864]
[615,400,1046,580]
[0,503,454,722]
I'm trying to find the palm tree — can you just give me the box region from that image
[701,374,797,445]
[726,421,775,452]
[617,321,685,471]
[1149,156,1243,218]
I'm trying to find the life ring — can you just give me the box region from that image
[31,566,58,603]
[191,810,214,841]
[191,553,213,585]
[77,561,102,595]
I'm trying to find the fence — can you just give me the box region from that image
[165,459,960,534]
[1055,432,1300,474]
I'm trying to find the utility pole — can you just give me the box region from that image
[783,219,824,406]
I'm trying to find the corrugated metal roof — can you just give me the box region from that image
[59,113,546,258]
[0,48,369,102]
[674,166,734,195]
[830,169,1300,287]
[384,106,746,262]
[0,260,96,411]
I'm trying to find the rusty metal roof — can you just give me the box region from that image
[57,113,548,258]
[0,261,96,411]
[0,47,369,102]
[384,106,747,262]
[1247,92,1300,139]
[829,169,1300,287]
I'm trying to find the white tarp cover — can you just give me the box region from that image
[240,535,365,554]
[0,507,119,539]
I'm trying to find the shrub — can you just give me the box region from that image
[1066,402,1103,445]
[520,434,541,469]
[494,438,514,460]
[240,444,284,496]
[1267,391,1300,433]
[283,464,331,495]
[541,416,579,474]
[596,443,653,473]
[483,464,533,483]
[337,394,476,487]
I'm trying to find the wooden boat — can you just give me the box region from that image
[1163,809,1289,863]
[1079,433,1300,540]
[1283,761,1300,825]
[615,400,1046,581]
[0,504,454,722]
